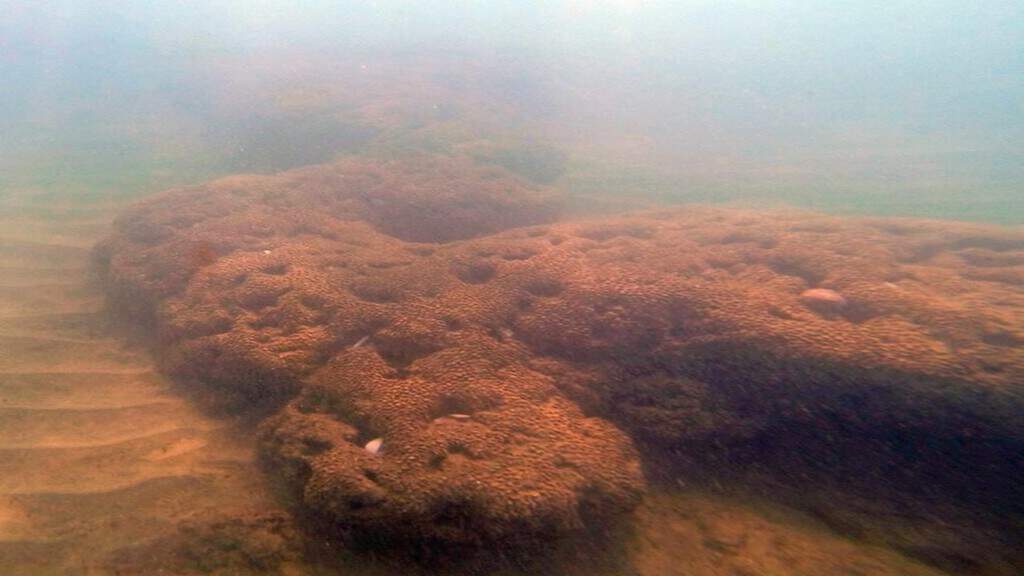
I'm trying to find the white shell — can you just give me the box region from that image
[364,438,384,454]
[800,288,847,306]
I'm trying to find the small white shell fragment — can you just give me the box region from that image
[431,413,473,424]
[364,438,383,454]
[350,335,370,350]
[800,288,847,307]
[262,249,271,255]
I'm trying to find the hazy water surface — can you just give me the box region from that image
[3,1,1022,220]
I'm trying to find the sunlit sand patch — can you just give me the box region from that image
[0,267,89,289]
[0,312,112,343]
[0,427,219,495]
[0,404,190,450]
[0,373,176,411]
[0,497,55,545]
[0,498,30,538]
[0,213,114,249]
[0,337,152,374]
[0,242,91,271]
[0,270,104,318]
[626,491,946,576]
[144,436,209,462]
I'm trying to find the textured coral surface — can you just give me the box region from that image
[96,155,1024,556]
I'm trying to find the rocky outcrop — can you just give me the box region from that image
[96,155,641,546]
[95,154,1024,558]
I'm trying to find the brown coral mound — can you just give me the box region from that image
[96,155,639,546]
[96,156,1024,562]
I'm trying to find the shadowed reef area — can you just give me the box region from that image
[94,153,1024,574]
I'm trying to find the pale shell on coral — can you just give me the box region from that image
[800,288,847,307]
[364,438,384,454]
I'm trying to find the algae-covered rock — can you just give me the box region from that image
[96,154,1023,565]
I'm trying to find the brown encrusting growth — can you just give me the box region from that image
[95,154,1024,566]
[96,155,640,547]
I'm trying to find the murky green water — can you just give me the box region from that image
[2,3,1022,575]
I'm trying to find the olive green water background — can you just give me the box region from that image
[1,2,1022,574]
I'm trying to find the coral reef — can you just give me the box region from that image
[96,155,639,546]
[96,154,1024,562]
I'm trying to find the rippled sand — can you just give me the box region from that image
[0,193,284,574]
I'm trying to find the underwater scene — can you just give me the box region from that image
[1,2,1022,575]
